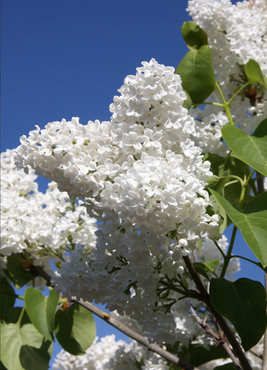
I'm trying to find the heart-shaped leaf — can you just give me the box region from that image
[221,119,267,176]
[25,287,59,342]
[245,59,265,85]
[4,254,38,288]
[54,302,96,355]
[181,21,208,50]
[204,259,220,272]
[0,277,16,320]
[175,343,227,368]
[176,45,216,104]
[210,189,267,267]
[210,278,267,351]
[0,308,52,370]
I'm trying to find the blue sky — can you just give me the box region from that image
[1,0,263,367]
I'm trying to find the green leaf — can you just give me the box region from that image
[173,343,227,369]
[0,277,16,320]
[182,89,193,110]
[222,158,252,209]
[245,59,265,85]
[221,120,267,176]
[203,153,225,177]
[193,262,210,279]
[181,21,208,50]
[0,308,52,370]
[205,154,252,230]
[210,278,267,351]
[4,254,38,288]
[3,307,22,323]
[20,341,51,370]
[205,175,221,189]
[25,287,59,342]
[204,259,220,272]
[192,260,220,280]
[0,361,8,370]
[54,302,96,355]
[176,45,216,104]
[210,189,267,267]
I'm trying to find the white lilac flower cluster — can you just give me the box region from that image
[187,0,267,155]
[52,334,262,370]
[16,59,221,342]
[1,149,97,289]
[52,335,168,370]
[53,231,237,345]
[16,59,219,246]
[188,0,267,82]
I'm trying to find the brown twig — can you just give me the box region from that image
[72,298,200,370]
[190,307,242,370]
[183,255,253,370]
[249,348,263,360]
[21,264,200,370]
[190,306,222,343]
[28,264,52,285]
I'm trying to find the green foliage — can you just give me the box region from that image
[0,277,16,320]
[222,119,267,176]
[210,278,267,351]
[193,260,219,279]
[206,153,253,233]
[4,254,38,288]
[2,16,267,370]
[170,343,227,369]
[192,262,210,279]
[25,287,59,342]
[19,342,51,370]
[245,59,266,85]
[54,302,96,355]
[0,361,8,370]
[0,308,52,370]
[181,21,208,50]
[175,45,216,104]
[205,154,252,207]
[211,189,267,267]
[182,89,193,110]
[204,259,220,272]
[1,284,96,369]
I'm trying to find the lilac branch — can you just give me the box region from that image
[26,265,201,370]
[183,255,253,370]
[72,298,201,370]
[190,307,242,370]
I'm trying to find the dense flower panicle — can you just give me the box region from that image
[52,228,236,344]
[187,0,267,155]
[187,0,267,81]
[15,59,221,341]
[15,59,218,244]
[1,149,97,289]
[52,335,168,370]
[52,334,262,370]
